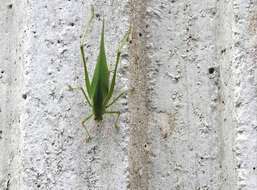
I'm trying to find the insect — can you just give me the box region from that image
[73,7,130,140]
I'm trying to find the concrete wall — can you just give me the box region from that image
[0,0,257,190]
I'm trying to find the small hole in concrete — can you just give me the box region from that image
[7,4,13,9]
[139,33,142,37]
[253,167,256,170]
[221,48,226,54]
[1,70,4,74]
[69,22,75,26]
[96,13,100,18]
[208,67,215,74]
[22,94,27,100]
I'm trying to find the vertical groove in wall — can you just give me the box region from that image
[217,0,237,189]
[128,0,150,189]
[0,0,25,189]
[0,1,13,189]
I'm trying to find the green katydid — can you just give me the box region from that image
[74,7,130,140]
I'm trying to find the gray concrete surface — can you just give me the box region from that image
[1,0,257,190]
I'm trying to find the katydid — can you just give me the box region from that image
[75,7,130,140]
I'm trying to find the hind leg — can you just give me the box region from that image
[104,111,121,129]
[81,113,93,141]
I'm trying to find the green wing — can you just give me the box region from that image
[91,20,109,117]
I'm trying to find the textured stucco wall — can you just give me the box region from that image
[1,0,257,190]
[0,0,24,189]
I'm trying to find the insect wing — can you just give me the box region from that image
[91,20,109,117]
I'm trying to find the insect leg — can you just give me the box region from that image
[104,26,131,105]
[80,87,92,107]
[80,47,91,98]
[81,5,95,46]
[105,111,121,128]
[68,86,92,107]
[105,91,127,108]
[80,6,95,97]
[82,113,93,141]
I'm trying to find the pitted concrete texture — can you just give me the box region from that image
[1,0,257,190]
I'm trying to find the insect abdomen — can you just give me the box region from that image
[92,86,106,121]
